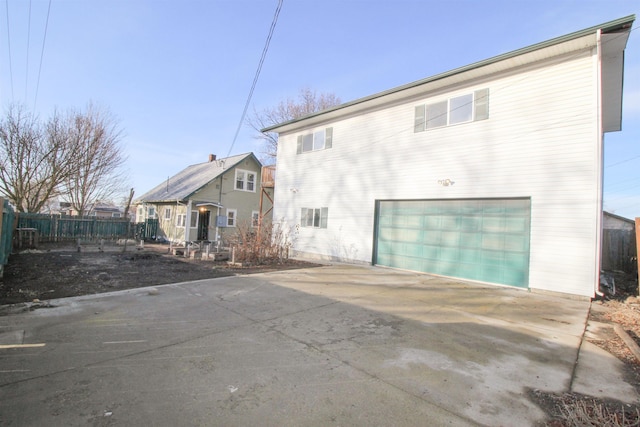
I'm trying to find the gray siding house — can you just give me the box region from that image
[136,153,271,244]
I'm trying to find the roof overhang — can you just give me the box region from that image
[263,15,635,135]
[195,202,224,209]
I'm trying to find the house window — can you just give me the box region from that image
[227,209,237,227]
[301,207,328,228]
[414,88,489,132]
[252,211,260,227]
[297,127,333,154]
[176,214,186,227]
[190,211,198,228]
[235,169,256,192]
[112,212,121,218]
[164,207,172,220]
[148,207,156,218]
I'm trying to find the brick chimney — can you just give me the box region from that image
[208,154,217,162]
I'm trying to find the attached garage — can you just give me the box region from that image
[374,198,531,288]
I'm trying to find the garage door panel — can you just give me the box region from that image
[375,198,531,288]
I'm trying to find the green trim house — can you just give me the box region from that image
[135,153,271,244]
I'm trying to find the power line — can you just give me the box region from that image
[24,0,31,101]
[226,0,283,158]
[606,154,640,168]
[4,0,14,101]
[33,0,51,111]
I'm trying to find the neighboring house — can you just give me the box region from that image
[58,202,123,218]
[135,153,271,244]
[263,16,635,298]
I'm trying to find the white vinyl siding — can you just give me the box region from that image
[274,49,599,296]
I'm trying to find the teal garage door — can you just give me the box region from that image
[374,198,531,288]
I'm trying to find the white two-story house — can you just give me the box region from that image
[264,16,634,298]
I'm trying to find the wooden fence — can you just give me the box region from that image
[1,198,15,277]
[14,213,158,243]
[602,228,637,273]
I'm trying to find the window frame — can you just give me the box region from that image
[176,214,186,228]
[235,169,257,192]
[164,207,172,220]
[227,209,237,227]
[414,88,489,132]
[190,210,198,228]
[300,207,328,229]
[297,127,333,154]
[251,211,260,228]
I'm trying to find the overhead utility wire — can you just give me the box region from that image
[33,0,52,111]
[5,0,14,101]
[25,0,31,101]
[225,0,283,158]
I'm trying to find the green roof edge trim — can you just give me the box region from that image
[262,14,635,133]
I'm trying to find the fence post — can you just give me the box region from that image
[636,218,640,296]
[0,198,4,253]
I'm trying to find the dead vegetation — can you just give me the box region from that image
[228,220,292,265]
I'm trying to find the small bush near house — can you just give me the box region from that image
[228,221,292,265]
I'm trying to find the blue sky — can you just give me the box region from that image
[0,0,638,218]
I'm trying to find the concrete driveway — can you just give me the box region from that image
[0,264,637,426]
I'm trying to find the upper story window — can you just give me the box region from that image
[414,88,489,132]
[297,127,333,154]
[235,169,256,192]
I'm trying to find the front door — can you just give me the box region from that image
[198,210,210,240]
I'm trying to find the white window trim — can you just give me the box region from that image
[176,214,186,228]
[300,207,328,229]
[415,88,489,132]
[227,209,237,227]
[190,210,198,228]
[235,169,257,193]
[297,127,333,154]
[164,207,172,220]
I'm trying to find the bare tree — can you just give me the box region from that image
[0,104,74,212]
[62,103,127,216]
[0,103,128,214]
[248,88,341,162]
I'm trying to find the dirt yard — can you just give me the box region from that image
[0,241,319,305]
[1,241,640,425]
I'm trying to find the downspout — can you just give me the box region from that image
[186,200,193,243]
[594,29,605,297]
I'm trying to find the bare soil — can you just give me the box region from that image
[1,242,640,425]
[0,241,320,304]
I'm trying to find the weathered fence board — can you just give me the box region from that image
[0,198,16,278]
[14,213,158,243]
[602,228,637,273]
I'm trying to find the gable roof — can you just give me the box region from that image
[263,15,634,134]
[136,153,260,204]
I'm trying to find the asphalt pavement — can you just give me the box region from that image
[0,264,638,426]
